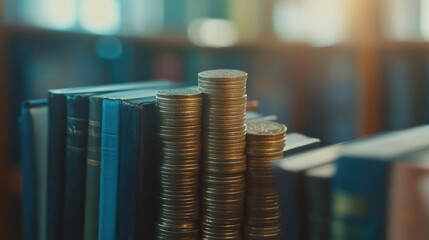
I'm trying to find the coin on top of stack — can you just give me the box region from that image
[156,88,202,240]
[244,120,287,240]
[198,69,247,239]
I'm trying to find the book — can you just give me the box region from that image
[283,132,321,156]
[272,144,341,240]
[83,82,175,240]
[63,94,92,240]
[306,163,336,240]
[98,89,169,240]
[332,125,429,240]
[47,80,172,240]
[19,99,48,240]
[387,150,429,240]
[126,98,161,240]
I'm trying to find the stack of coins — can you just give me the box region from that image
[198,69,248,239]
[244,120,287,240]
[156,88,202,240]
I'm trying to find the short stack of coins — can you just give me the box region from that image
[244,120,287,240]
[198,69,248,239]
[156,88,202,240]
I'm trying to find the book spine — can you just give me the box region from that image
[33,104,49,240]
[99,99,121,240]
[118,102,141,240]
[63,95,90,240]
[46,93,66,240]
[20,103,37,240]
[84,97,103,240]
[136,103,160,239]
[272,167,308,240]
[331,157,390,240]
[306,175,332,240]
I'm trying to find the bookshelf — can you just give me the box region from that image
[2,0,429,237]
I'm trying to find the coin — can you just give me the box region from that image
[157,88,202,239]
[157,88,202,99]
[247,120,287,136]
[244,120,287,240]
[197,69,249,238]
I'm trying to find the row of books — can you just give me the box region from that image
[273,124,429,240]
[20,79,429,239]
[19,79,321,240]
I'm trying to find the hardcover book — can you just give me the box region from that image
[387,150,429,240]
[125,98,161,240]
[306,163,336,240]
[272,144,340,240]
[63,94,93,240]
[46,80,172,240]
[20,99,48,240]
[79,82,175,240]
[332,125,429,240]
[97,88,175,240]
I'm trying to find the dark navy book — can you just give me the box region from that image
[120,97,161,240]
[20,99,48,240]
[272,144,340,240]
[306,163,335,240]
[46,80,171,240]
[332,125,429,240]
[63,94,92,240]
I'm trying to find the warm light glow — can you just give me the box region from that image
[80,0,120,34]
[273,0,345,47]
[385,0,420,40]
[421,0,429,40]
[188,18,238,47]
[37,0,77,29]
[273,1,303,41]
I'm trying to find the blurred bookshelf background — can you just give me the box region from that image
[1,0,429,238]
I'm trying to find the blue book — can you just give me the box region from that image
[46,80,171,240]
[272,144,341,240]
[332,125,429,240]
[83,81,174,240]
[19,99,48,240]
[98,89,170,240]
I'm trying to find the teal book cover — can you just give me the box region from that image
[332,125,429,240]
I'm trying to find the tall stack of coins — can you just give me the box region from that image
[156,89,202,240]
[198,69,248,239]
[244,120,287,240]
